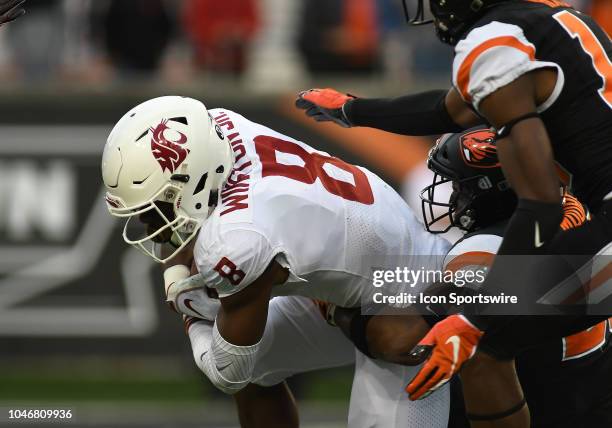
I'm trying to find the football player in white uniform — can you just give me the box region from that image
[101,96,453,427]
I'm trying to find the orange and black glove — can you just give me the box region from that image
[0,0,25,27]
[296,88,356,128]
[405,314,483,400]
[560,192,588,231]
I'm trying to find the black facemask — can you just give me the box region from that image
[403,0,503,45]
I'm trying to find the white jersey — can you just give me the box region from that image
[194,109,451,307]
[188,295,450,428]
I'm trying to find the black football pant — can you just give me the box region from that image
[470,199,612,359]
[446,339,612,428]
[517,338,612,428]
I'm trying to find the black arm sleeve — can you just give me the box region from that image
[343,90,466,136]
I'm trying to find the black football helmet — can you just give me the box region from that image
[421,127,517,233]
[402,0,509,44]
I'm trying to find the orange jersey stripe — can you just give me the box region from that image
[563,321,607,360]
[457,36,536,102]
[446,251,496,273]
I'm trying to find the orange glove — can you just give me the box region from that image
[405,315,483,400]
[295,88,356,128]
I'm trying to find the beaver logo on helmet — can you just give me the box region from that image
[460,129,499,169]
[150,119,190,173]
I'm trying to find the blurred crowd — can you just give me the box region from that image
[0,0,607,87]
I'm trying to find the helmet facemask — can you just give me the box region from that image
[106,183,201,263]
[450,175,494,232]
[430,0,485,45]
[402,0,434,26]
[421,173,484,233]
[403,0,501,45]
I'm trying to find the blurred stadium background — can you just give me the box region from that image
[0,0,605,427]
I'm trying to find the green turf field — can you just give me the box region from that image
[0,358,353,427]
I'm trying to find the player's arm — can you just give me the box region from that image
[322,274,481,365]
[170,226,290,395]
[0,0,25,26]
[216,260,286,345]
[327,304,431,365]
[163,240,298,424]
[296,87,482,135]
[479,70,563,253]
[191,260,287,395]
[185,316,299,428]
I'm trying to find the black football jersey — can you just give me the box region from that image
[446,220,612,426]
[445,217,612,362]
[452,1,612,211]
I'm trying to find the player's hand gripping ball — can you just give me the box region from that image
[405,315,483,400]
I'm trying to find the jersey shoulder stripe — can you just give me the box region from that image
[453,20,561,109]
[455,32,536,103]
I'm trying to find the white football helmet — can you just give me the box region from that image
[102,96,233,262]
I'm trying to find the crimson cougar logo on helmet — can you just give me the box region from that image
[460,129,499,169]
[150,119,190,173]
